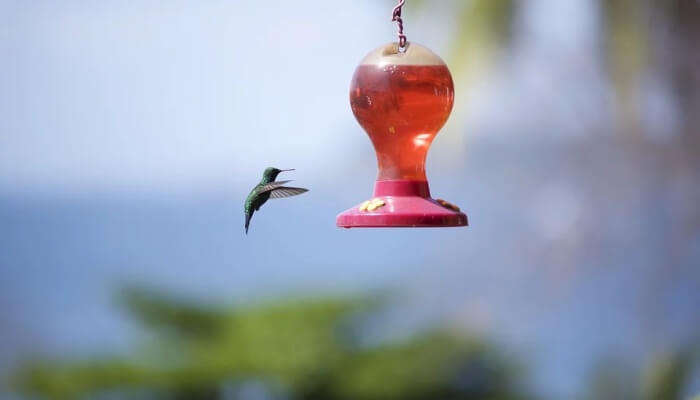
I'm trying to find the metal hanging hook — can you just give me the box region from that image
[392,0,407,52]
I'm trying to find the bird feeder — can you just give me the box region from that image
[336,1,468,228]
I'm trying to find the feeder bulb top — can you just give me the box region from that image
[359,42,447,67]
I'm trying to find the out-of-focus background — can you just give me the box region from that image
[1,0,699,399]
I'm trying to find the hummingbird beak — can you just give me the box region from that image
[280,168,295,172]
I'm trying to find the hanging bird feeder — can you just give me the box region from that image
[337,0,468,228]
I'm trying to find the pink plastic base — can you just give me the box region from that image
[336,180,468,228]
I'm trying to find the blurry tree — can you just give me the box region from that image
[425,0,700,144]
[602,0,700,143]
[642,351,698,400]
[12,287,533,400]
[601,0,700,358]
[435,0,515,81]
[600,0,648,138]
[584,350,699,400]
[426,1,700,384]
[409,0,515,151]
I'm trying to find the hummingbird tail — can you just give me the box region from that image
[244,213,252,234]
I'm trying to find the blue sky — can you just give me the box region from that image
[1,1,425,194]
[1,0,605,193]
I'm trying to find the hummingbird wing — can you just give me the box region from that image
[258,180,292,193]
[269,187,309,199]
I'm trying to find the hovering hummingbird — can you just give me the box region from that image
[244,167,308,234]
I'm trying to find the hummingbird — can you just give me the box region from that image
[244,167,308,234]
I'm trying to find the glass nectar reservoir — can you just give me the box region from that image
[336,42,468,228]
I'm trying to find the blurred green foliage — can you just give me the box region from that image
[584,350,700,400]
[12,288,532,400]
[410,0,514,100]
[420,0,700,140]
[11,287,698,399]
[641,352,697,400]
